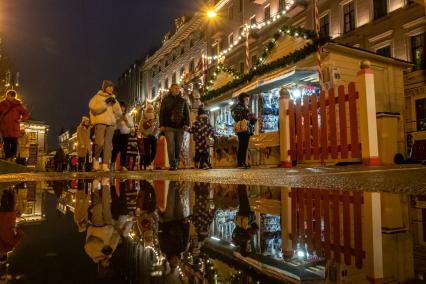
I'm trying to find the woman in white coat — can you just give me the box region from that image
[89,80,122,171]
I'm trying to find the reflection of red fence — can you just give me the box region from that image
[290,188,364,268]
[288,83,361,162]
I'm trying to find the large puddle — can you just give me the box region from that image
[0,178,425,283]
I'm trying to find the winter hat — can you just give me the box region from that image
[144,104,155,119]
[197,107,207,116]
[238,92,250,102]
[101,80,114,92]
[6,90,17,97]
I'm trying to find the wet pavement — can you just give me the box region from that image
[0,173,424,283]
[0,165,424,193]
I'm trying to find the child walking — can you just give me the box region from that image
[189,107,215,169]
[139,104,159,170]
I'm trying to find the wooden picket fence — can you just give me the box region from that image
[288,82,361,162]
[290,188,364,268]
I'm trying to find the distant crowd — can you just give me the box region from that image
[52,80,257,172]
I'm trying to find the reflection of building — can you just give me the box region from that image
[58,125,78,154]
[16,182,46,225]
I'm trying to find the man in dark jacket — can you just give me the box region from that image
[159,84,190,171]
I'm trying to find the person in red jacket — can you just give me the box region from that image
[0,90,29,161]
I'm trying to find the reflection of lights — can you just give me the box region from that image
[210,106,220,112]
[210,236,220,241]
[228,101,234,106]
[72,199,76,203]
[296,250,305,258]
[292,89,302,99]
[230,243,236,247]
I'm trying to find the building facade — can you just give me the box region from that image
[117,60,144,105]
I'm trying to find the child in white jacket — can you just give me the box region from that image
[89,80,122,171]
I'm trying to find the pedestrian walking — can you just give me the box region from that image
[139,104,159,170]
[0,90,29,161]
[188,107,215,169]
[89,80,122,171]
[111,101,134,171]
[53,146,65,172]
[231,93,257,169]
[126,128,139,170]
[76,116,91,172]
[159,84,190,171]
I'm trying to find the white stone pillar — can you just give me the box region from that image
[364,192,384,284]
[279,87,292,168]
[356,60,380,166]
[281,187,293,257]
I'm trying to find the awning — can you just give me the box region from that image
[232,67,318,97]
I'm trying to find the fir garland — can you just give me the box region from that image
[202,23,329,102]
[206,63,241,89]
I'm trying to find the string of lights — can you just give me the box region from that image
[202,0,296,63]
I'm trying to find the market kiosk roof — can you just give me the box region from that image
[232,67,319,97]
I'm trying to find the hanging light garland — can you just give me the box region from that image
[202,0,296,63]
[206,63,242,89]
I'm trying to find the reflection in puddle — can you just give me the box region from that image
[0,179,425,283]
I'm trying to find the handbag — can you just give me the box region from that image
[234,119,248,133]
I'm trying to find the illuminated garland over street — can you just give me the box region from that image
[205,63,242,89]
[202,24,329,102]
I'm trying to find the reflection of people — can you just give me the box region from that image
[0,189,23,261]
[74,180,90,232]
[84,178,132,277]
[231,93,257,169]
[232,184,258,257]
[191,183,214,241]
[158,181,190,281]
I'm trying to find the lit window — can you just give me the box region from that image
[228,5,234,20]
[373,0,388,20]
[228,33,234,46]
[264,5,271,21]
[343,1,355,33]
[376,45,391,57]
[411,33,425,70]
[320,14,330,37]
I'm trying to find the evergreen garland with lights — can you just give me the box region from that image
[206,63,242,89]
[202,24,329,102]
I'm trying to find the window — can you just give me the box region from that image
[264,5,271,21]
[151,87,156,97]
[416,98,426,131]
[165,78,169,89]
[376,45,391,57]
[240,62,245,74]
[411,33,426,70]
[279,0,286,11]
[189,59,195,73]
[172,54,176,61]
[152,70,156,78]
[228,5,234,20]
[190,38,194,48]
[181,47,185,55]
[343,1,356,33]
[250,16,257,26]
[165,60,169,67]
[239,0,243,12]
[218,40,224,52]
[228,33,234,46]
[172,72,177,84]
[252,55,257,66]
[373,0,388,20]
[320,14,330,37]
[180,67,185,76]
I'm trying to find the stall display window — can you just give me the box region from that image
[212,210,237,241]
[213,106,235,136]
[260,214,282,259]
[260,92,279,133]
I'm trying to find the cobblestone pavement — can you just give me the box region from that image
[0,165,425,194]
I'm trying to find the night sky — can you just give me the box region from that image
[1,0,200,149]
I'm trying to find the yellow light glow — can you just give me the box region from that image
[207,10,217,18]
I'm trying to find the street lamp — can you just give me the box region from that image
[207,10,217,19]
